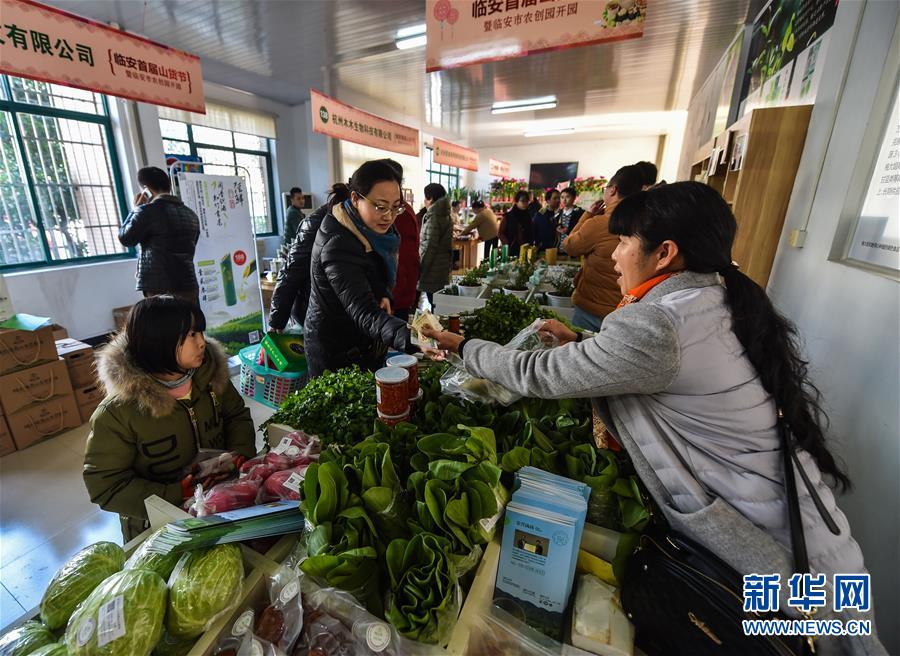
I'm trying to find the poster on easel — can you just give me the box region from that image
[178,173,264,354]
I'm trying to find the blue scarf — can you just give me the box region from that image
[343,200,400,288]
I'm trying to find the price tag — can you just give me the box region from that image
[280,578,300,604]
[282,471,305,494]
[77,619,95,646]
[97,595,126,647]
[272,436,294,454]
[232,609,254,637]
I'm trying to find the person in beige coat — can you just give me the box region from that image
[460,199,499,255]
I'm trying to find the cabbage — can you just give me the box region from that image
[40,542,125,630]
[124,529,181,580]
[166,544,243,639]
[0,620,55,656]
[26,644,69,656]
[64,569,167,656]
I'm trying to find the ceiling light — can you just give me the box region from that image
[524,127,575,137]
[492,95,557,114]
[397,23,426,39]
[396,34,427,50]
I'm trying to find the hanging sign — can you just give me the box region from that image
[738,0,837,116]
[433,138,479,172]
[489,158,511,177]
[310,88,419,157]
[179,173,264,354]
[426,0,646,72]
[0,0,205,113]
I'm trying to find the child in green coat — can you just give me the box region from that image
[84,296,257,541]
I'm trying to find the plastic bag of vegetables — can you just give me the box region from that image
[0,620,56,656]
[385,533,461,645]
[166,544,244,639]
[124,528,182,581]
[40,542,125,631]
[64,568,167,656]
[28,644,69,656]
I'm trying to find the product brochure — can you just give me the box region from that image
[144,500,305,554]
[494,469,588,640]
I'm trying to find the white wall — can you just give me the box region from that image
[766,1,899,650]
[466,135,661,197]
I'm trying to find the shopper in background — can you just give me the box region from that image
[556,186,585,254]
[422,182,882,655]
[460,199,500,257]
[418,183,454,306]
[635,161,658,189]
[532,189,561,251]
[500,190,534,258]
[450,199,462,227]
[393,199,421,323]
[118,166,200,305]
[268,201,330,332]
[563,165,643,331]
[283,187,306,246]
[305,160,416,376]
[527,191,542,218]
[84,296,255,541]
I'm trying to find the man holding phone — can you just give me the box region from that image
[119,166,201,304]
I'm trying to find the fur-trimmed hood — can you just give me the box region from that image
[97,332,231,418]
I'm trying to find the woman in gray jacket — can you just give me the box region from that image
[418,183,453,305]
[424,182,884,655]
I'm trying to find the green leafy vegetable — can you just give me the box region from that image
[385,533,460,644]
[0,621,56,656]
[459,292,571,344]
[166,544,244,639]
[261,366,375,446]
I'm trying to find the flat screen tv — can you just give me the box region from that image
[529,162,578,189]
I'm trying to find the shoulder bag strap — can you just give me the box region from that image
[778,412,810,574]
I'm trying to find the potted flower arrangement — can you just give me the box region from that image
[503,264,534,299]
[545,275,574,308]
[490,177,527,203]
[457,268,485,297]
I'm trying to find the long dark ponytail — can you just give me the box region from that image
[610,182,850,491]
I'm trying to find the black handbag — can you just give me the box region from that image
[621,414,840,656]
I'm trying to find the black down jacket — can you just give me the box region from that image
[269,204,328,330]
[118,195,200,293]
[303,203,412,377]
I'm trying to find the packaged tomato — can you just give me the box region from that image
[243,462,281,483]
[257,464,309,504]
[264,432,320,470]
[189,477,262,516]
[240,454,266,474]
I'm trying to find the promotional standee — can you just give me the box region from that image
[179,173,264,354]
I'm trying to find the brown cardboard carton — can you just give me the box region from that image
[112,306,133,331]
[0,327,57,376]
[55,338,93,365]
[0,360,74,416]
[67,360,97,388]
[74,382,105,424]
[50,324,69,341]
[0,416,15,456]
[7,393,80,450]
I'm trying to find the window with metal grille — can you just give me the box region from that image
[0,75,129,270]
[425,146,460,192]
[159,119,277,236]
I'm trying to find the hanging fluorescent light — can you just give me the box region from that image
[523,127,575,137]
[492,95,558,114]
[396,23,427,49]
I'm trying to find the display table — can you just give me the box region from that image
[453,237,479,273]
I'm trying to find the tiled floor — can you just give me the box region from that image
[0,386,274,630]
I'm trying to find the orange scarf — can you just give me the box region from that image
[616,272,679,309]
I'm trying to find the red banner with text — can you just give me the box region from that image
[489,158,511,177]
[433,138,479,172]
[310,89,420,157]
[426,0,645,72]
[0,0,205,112]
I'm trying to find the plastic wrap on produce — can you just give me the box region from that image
[465,605,594,656]
[440,320,558,406]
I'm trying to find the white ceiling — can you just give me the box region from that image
[42,0,752,147]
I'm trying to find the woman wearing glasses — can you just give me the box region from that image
[304,159,417,376]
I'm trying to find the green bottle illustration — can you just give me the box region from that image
[221,254,237,306]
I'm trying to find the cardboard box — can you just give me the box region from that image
[7,393,80,450]
[49,324,68,341]
[0,360,75,416]
[74,382,105,423]
[0,327,57,376]
[259,332,306,373]
[112,306,133,332]
[56,339,96,387]
[0,416,15,457]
